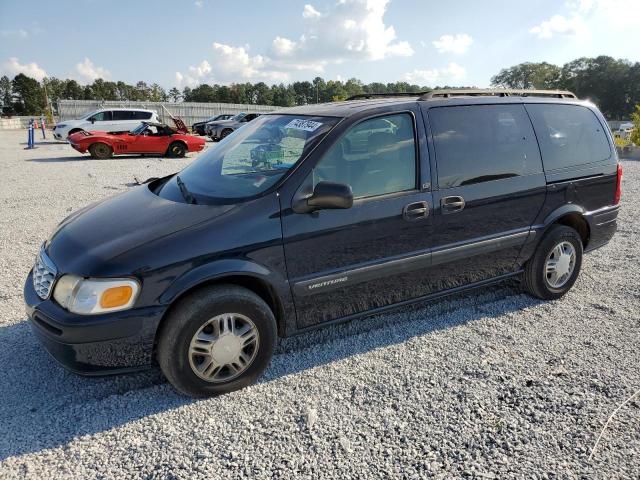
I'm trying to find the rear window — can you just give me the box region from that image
[526,104,612,171]
[113,111,152,120]
[429,105,543,189]
[133,111,153,120]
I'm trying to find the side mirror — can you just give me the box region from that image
[294,181,353,213]
[90,118,95,123]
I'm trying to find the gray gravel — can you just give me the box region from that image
[0,130,638,479]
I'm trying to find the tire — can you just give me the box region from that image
[88,142,113,159]
[157,285,277,397]
[522,225,583,300]
[221,128,233,139]
[167,142,187,158]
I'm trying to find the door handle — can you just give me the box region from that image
[441,195,465,214]
[403,201,429,221]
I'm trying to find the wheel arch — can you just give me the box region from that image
[543,205,590,247]
[152,269,289,360]
[88,141,113,156]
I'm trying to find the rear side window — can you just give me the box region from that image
[429,105,542,189]
[113,111,134,120]
[526,104,611,171]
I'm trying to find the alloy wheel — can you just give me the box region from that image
[188,313,259,382]
[544,241,576,289]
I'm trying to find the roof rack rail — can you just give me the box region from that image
[346,92,431,101]
[419,89,577,100]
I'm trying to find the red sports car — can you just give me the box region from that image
[68,121,206,159]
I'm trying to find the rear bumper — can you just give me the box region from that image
[584,204,619,252]
[24,271,165,375]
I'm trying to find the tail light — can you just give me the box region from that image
[614,163,622,205]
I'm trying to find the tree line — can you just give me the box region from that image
[491,56,640,119]
[1,55,638,119]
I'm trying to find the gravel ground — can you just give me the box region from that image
[0,129,638,479]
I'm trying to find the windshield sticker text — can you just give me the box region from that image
[284,119,323,132]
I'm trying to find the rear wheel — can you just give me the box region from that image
[522,225,583,300]
[167,142,187,158]
[157,285,277,397]
[88,142,113,159]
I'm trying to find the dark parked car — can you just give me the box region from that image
[25,89,621,397]
[191,114,232,135]
[206,112,261,140]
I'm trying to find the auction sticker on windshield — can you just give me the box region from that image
[284,119,323,132]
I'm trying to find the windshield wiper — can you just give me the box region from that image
[176,175,197,204]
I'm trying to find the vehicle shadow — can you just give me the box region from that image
[0,282,538,460]
[25,155,170,163]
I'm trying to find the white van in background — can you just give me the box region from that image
[53,108,160,140]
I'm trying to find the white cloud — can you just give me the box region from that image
[1,28,28,38]
[404,62,466,85]
[75,57,110,82]
[194,0,204,6]
[175,71,198,88]
[432,34,473,54]
[2,57,48,81]
[530,14,587,39]
[272,36,297,57]
[176,0,413,84]
[302,4,321,18]
[569,0,640,25]
[211,42,289,82]
[188,60,212,77]
[272,0,413,66]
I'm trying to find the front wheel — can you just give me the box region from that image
[88,142,113,159]
[220,128,233,139]
[522,225,583,300]
[157,285,277,397]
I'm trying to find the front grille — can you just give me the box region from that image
[33,248,57,300]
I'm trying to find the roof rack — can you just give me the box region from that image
[419,89,577,100]
[346,92,430,101]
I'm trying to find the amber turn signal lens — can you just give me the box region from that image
[99,285,133,309]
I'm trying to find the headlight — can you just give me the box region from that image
[53,275,140,315]
[56,124,67,129]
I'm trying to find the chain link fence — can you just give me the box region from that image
[57,100,277,126]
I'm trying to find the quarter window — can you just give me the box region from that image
[112,110,134,120]
[526,104,612,171]
[430,105,542,189]
[312,113,417,199]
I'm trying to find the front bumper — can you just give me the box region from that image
[24,271,166,375]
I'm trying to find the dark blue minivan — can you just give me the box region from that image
[25,89,622,396]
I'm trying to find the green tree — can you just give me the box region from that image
[630,104,640,146]
[168,87,182,102]
[149,83,168,102]
[491,62,562,89]
[185,84,217,102]
[11,73,45,115]
[0,75,13,115]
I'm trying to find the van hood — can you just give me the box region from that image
[46,183,235,275]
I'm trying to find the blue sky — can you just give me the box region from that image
[1,0,638,88]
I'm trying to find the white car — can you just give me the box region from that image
[53,108,160,140]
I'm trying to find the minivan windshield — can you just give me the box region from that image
[165,114,339,202]
[81,110,100,120]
